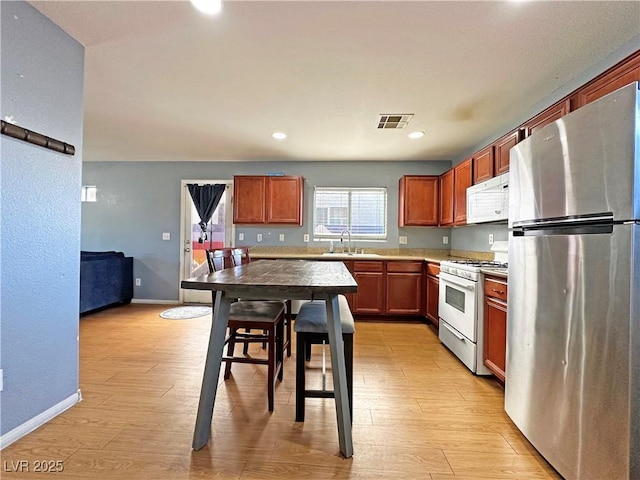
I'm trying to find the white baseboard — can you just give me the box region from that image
[131,299,180,305]
[0,390,81,450]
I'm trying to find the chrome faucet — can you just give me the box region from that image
[340,229,352,254]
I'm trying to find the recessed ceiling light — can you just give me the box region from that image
[408,131,425,139]
[190,0,222,15]
[272,132,287,140]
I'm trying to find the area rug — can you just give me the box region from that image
[159,305,212,319]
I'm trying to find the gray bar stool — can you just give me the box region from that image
[294,295,355,422]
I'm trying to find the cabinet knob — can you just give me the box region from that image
[491,288,505,295]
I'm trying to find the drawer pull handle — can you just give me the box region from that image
[491,289,505,295]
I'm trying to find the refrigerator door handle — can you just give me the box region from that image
[513,212,614,229]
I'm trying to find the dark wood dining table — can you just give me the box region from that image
[180,259,358,457]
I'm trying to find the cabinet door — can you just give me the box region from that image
[473,146,494,184]
[233,176,266,224]
[453,158,472,225]
[352,272,385,314]
[398,176,439,226]
[426,274,439,326]
[484,298,507,383]
[386,261,423,315]
[523,99,570,137]
[494,130,522,175]
[572,52,640,110]
[266,176,303,225]
[439,169,454,226]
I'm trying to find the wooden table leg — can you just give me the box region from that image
[192,291,231,450]
[324,293,354,458]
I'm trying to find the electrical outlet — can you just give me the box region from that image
[399,236,407,245]
[135,278,141,287]
[443,236,449,245]
[489,234,494,245]
[238,233,244,241]
[257,233,262,242]
[303,234,310,243]
[162,232,170,241]
[279,233,285,242]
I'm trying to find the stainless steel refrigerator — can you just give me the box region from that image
[506,81,639,480]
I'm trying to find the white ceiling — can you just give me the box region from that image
[29,0,640,163]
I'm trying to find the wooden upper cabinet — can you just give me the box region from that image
[398,176,439,227]
[233,175,303,225]
[494,129,522,175]
[473,146,494,184]
[233,176,266,224]
[439,169,454,226]
[453,158,473,225]
[523,99,570,138]
[265,176,304,224]
[572,51,640,110]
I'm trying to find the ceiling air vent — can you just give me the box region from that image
[377,114,414,129]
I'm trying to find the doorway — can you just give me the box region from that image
[179,180,234,304]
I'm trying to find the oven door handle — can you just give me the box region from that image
[441,275,475,291]
[442,322,466,342]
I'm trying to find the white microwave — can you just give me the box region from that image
[466,172,509,224]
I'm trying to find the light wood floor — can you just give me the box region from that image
[2,304,559,479]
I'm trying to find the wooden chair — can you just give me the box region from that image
[205,248,234,273]
[205,248,285,411]
[229,247,292,358]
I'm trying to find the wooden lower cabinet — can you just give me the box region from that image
[345,260,425,317]
[386,262,423,315]
[483,276,508,382]
[351,261,385,315]
[425,263,440,326]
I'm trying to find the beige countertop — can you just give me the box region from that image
[480,268,509,279]
[249,247,494,265]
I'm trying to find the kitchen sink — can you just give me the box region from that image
[321,252,381,258]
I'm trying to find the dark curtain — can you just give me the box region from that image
[187,183,226,245]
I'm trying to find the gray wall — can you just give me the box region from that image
[81,160,452,301]
[0,1,84,436]
[450,223,508,252]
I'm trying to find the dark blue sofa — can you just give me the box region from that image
[80,251,133,314]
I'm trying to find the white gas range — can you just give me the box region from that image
[438,251,508,375]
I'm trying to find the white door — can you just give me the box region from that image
[180,180,234,304]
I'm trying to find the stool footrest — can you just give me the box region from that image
[304,390,335,398]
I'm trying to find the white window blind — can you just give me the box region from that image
[313,187,387,240]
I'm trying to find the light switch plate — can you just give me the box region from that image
[238,233,244,241]
[162,232,170,240]
[257,233,262,242]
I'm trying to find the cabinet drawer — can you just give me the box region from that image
[353,261,384,272]
[426,263,440,276]
[387,261,423,273]
[485,278,508,301]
